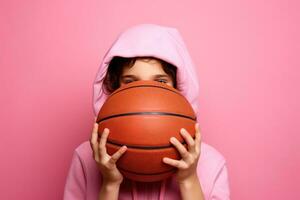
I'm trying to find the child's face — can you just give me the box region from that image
[119,59,174,88]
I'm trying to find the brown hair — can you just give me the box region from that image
[101,56,178,94]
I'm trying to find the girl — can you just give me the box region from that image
[64,24,230,200]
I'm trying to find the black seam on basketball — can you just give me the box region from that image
[118,166,177,175]
[97,112,197,123]
[109,85,182,100]
[106,136,196,149]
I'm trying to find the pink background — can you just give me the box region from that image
[1,0,299,199]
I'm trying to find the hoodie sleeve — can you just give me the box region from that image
[63,150,87,200]
[209,161,230,200]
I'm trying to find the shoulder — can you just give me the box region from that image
[65,141,103,199]
[197,142,228,193]
[71,141,98,172]
[74,140,93,158]
[199,142,226,166]
[73,141,95,166]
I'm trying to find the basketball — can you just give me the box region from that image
[96,80,197,182]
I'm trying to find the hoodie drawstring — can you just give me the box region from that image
[131,179,166,200]
[159,179,166,200]
[131,180,138,200]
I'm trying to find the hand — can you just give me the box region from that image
[90,118,127,185]
[162,123,202,184]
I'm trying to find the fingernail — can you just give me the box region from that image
[180,128,185,133]
[170,137,175,143]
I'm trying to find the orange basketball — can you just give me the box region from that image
[96,80,197,182]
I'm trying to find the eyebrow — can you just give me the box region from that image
[121,74,171,79]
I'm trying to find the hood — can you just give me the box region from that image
[93,23,200,119]
[92,23,200,199]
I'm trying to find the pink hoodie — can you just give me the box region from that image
[63,23,230,200]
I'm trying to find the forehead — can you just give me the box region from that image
[122,59,166,74]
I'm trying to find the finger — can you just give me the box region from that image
[195,123,201,143]
[99,128,109,156]
[170,137,190,160]
[162,157,187,169]
[195,123,202,152]
[109,145,127,165]
[90,123,99,147]
[90,123,99,159]
[195,123,201,144]
[180,128,196,153]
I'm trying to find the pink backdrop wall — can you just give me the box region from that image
[1,0,299,199]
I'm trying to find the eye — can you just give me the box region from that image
[156,79,168,84]
[123,79,134,84]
